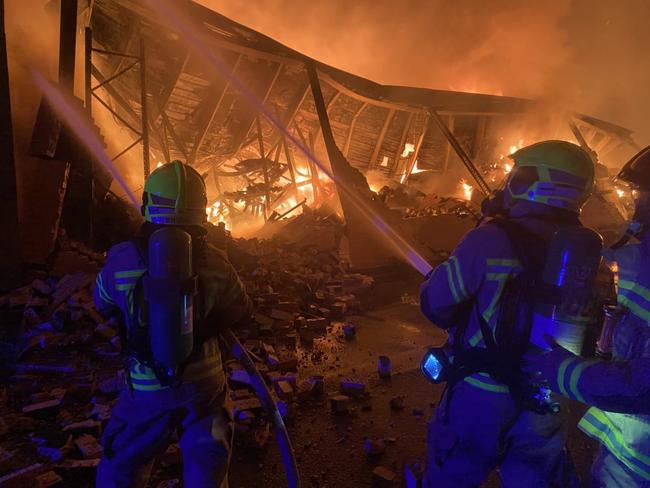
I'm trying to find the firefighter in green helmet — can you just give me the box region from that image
[420,140,603,487]
[94,160,253,487]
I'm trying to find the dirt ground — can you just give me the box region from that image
[223,295,599,487]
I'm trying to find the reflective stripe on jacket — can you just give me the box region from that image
[420,201,579,393]
[531,347,650,414]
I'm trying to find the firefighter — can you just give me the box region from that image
[94,161,253,488]
[526,145,650,487]
[420,140,596,487]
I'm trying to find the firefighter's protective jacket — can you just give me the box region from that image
[529,346,650,415]
[420,200,582,393]
[579,238,650,481]
[94,237,253,392]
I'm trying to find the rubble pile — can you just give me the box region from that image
[402,195,477,220]
[0,209,379,486]
[0,266,122,487]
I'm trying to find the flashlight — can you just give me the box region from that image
[420,347,452,384]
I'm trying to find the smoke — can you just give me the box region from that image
[197,0,650,145]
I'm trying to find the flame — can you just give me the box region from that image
[504,162,512,174]
[401,143,415,158]
[616,188,625,198]
[156,161,164,168]
[206,200,230,228]
[509,139,524,155]
[460,179,473,201]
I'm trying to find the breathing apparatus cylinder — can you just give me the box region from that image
[529,227,603,354]
[144,227,197,377]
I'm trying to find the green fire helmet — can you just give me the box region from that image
[142,160,207,225]
[506,140,595,213]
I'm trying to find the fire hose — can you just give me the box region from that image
[220,329,301,488]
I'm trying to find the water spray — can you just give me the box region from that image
[31,70,139,208]
[144,0,433,277]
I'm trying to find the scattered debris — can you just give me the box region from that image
[371,466,397,487]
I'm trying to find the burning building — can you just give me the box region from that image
[0,1,645,487]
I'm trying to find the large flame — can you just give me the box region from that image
[460,179,474,201]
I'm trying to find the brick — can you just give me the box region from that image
[22,398,61,414]
[229,397,264,421]
[377,355,392,379]
[330,395,350,414]
[340,378,365,398]
[74,434,102,459]
[35,470,63,487]
[372,466,396,487]
[274,380,294,401]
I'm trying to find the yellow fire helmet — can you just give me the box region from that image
[142,160,207,225]
[507,140,595,213]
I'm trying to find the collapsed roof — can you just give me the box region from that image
[88,0,636,212]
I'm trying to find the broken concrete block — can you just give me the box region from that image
[74,434,102,459]
[35,470,64,487]
[340,378,365,398]
[372,466,396,487]
[377,355,392,379]
[330,395,350,414]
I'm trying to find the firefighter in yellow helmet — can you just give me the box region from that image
[94,161,253,487]
[420,141,599,487]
